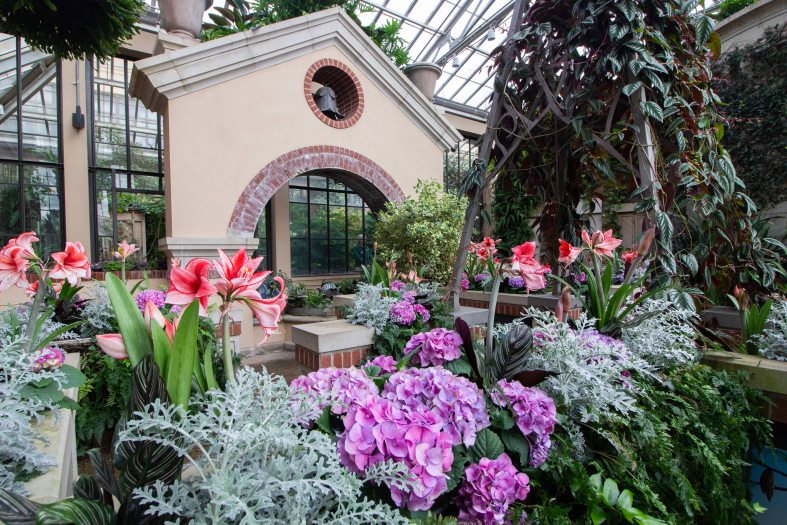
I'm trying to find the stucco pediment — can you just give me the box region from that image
[129,7,462,150]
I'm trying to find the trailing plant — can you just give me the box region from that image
[376,181,467,284]
[203,0,410,66]
[620,299,699,369]
[116,367,411,524]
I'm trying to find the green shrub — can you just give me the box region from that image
[375,181,467,284]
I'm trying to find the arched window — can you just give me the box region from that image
[289,174,375,275]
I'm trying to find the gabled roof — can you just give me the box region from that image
[129,7,462,149]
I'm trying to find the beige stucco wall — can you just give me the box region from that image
[716,0,787,52]
[163,45,444,239]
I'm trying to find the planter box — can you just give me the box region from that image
[25,353,79,503]
[701,306,742,331]
[293,320,374,370]
[460,290,582,319]
[702,351,787,423]
[286,306,334,317]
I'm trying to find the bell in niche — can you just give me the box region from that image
[314,86,344,120]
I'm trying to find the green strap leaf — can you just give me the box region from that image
[166,301,200,408]
[149,321,171,375]
[35,498,116,525]
[104,273,152,366]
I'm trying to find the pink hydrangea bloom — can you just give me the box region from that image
[290,367,378,418]
[456,453,530,525]
[390,300,417,325]
[363,355,398,374]
[413,303,430,323]
[33,347,65,371]
[404,328,462,367]
[338,395,454,510]
[382,367,489,447]
[490,379,557,467]
[403,291,417,304]
[461,278,470,290]
[390,280,406,292]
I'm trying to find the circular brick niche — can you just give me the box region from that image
[304,59,364,128]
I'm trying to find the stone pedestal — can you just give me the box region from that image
[292,320,374,370]
[154,31,200,55]
[159,237,259,265]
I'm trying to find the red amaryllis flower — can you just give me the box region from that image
[622,248,639,265]
[214,249,286,342]
[558,240,582,265]
[581,230,622,258]
[511,241,537,263]
[49,241,91,286]
[165,258,217,315]
[96,333,128,360]
[510,242,547,291]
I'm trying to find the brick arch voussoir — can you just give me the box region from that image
[229,146,404,236]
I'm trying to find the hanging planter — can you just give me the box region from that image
[403,62,442,101]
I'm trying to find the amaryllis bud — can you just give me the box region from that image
[560,287,572,321]
[638,226,656,256]
[143,300,167,332]
[96,334,128,360]
[555,297,563,322]
[733,285,749,311]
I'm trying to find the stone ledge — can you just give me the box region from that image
[703,351,787,396]
[292,319,374,354]
[449,305,489,326]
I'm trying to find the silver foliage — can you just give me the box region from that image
[117,367,410,525]
[346,283,397,335]
[755,300,787,362]
[0,336,67,494]
[78,283,116,337]
[0,305,79,344]
[621,299,700,369]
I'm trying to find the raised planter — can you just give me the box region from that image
[701,306,742,331]
[460,290,582,319]
[286,306,334,317]
[25,353,79,503]
[292,320,373,370]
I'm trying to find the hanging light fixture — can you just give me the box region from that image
[452,55,460,68]
[486,27,496,41]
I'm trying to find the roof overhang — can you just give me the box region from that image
[129,7,462,150]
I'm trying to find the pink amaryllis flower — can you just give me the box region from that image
[581,229,622,258]
[49,241,91,286]
[509,242,547,291]
[143,300,178,342]
[96,333,128,360]
[214,249,286,342]
[558,239,582,265]
[0,232,40,291]
[6,231,39,258]
[113,240,138,260]
[165,258,217,315]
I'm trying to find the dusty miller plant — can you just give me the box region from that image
[622,299,700,369]
[117,367,410,525]
[0,305,79,345]
[498,309,657,423]
[754,300,787,362]
[346,283,397,335]
[0,336,67,494]
[77,283,116,337]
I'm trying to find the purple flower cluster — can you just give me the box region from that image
[456,453,530,525]
[290,367,379,417]
[135,289,165,311]
[390,280,406,292]
[404,328,463,367]
[363,355,398,374]
[389,299,430,326]
[490,380,557,467]
[33,347,65,371]
[338,396,454,510]
[382,367,489,447]
[507,275,524,290]
[461,278,470,290]
[474,272,491,283]
[571,271,587,285]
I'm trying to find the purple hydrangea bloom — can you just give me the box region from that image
[383,367,489,447]
[571,271,587,285]
[579,329,628,354]
[404,328,462,367]
[474,272,491,283]
[402,291,417,304]
[390,300,417,325]
[290,367,379,419]
[461,278,470,290]
[33,347,65,371]
[390,280,406,292]
[135,289,165,311]
[490,379,557,467]
[456,453,530,525]
[363,355,398,374]
[413,303,430,323]
[507,275,525,289]
[338,395,454,511]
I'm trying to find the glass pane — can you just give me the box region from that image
[254,206,270,268]
[116,192,166,269]
[330,240,347,273]
[328,179,345,191]
[289,202,308,238]
[310,204,327,237]
[131,174,161,191]
[329,191,344,206]
[310,190,327,205]
[22,66,59,162]
[0,163,20,245]
[289,187,308,203]
[350,239,368,269]
[310,239,328,273]
[290,175,308,187]
[0,36,19,161]
[310,175,327,188]
[23,165,60,256]
[347,207,363,238]
[93,58,127,169]
[347,193,362,207]
[329,205,346,239]
[290,238,308,275]
[128,98,160,172]
[365,209,377,239]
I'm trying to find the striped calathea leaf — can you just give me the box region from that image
[490,323,534,382]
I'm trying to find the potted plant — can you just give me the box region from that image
[159,0,213,39]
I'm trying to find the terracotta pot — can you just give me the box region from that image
[159,0,213,39]
[403,62,442,101]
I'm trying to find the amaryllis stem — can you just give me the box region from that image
[221,311,235,385]
[485,272,502,369]
[121,258,126,284]
[25,271,46,353]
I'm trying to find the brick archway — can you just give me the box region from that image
[228,146,405,236]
